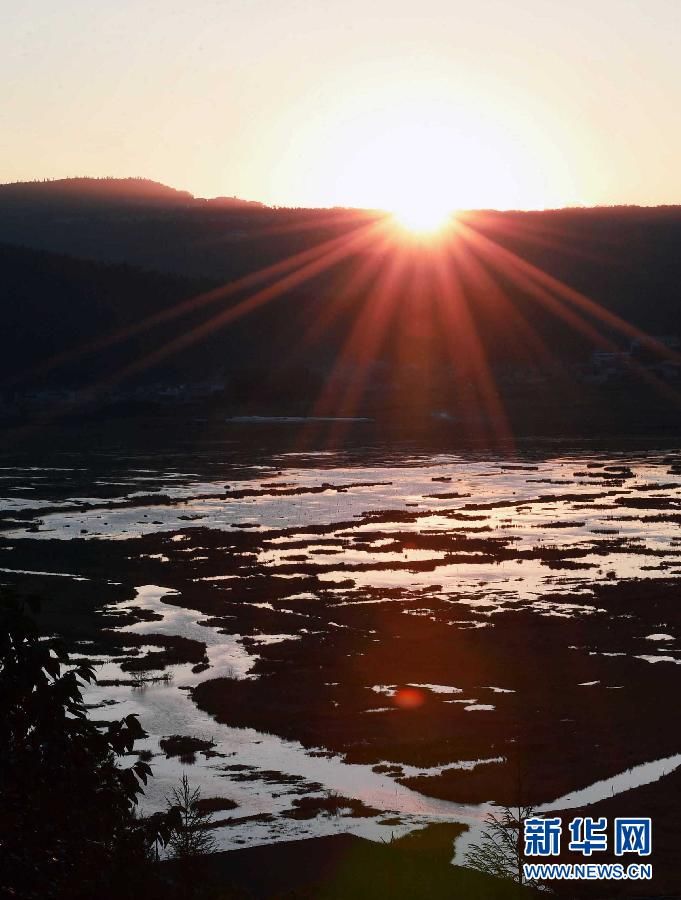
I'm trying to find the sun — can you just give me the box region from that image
[391,198,454,236]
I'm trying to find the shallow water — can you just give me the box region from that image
[82,585,493,851]
[2,439,681,856]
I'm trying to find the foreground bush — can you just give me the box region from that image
[0,593,175,900]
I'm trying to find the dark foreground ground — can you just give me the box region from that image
[159,833,536,899]
[546,767,681,899]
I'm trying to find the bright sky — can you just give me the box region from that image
[2,0,681,210]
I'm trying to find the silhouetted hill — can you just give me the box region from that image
[0,177,270,209]
[3,181,681,429]
[0,177,195,207]
[0,177,364,278]
[2,176,681,296]
[0,243,336,395]
[0,243,202,383]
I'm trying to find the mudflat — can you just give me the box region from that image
[2,422,680,890]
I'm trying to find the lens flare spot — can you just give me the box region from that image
[394,687,425,709]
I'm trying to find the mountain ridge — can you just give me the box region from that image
[0,176,264,209]
[5,176,681,214]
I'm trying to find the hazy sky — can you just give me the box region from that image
[3,0,681,209]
